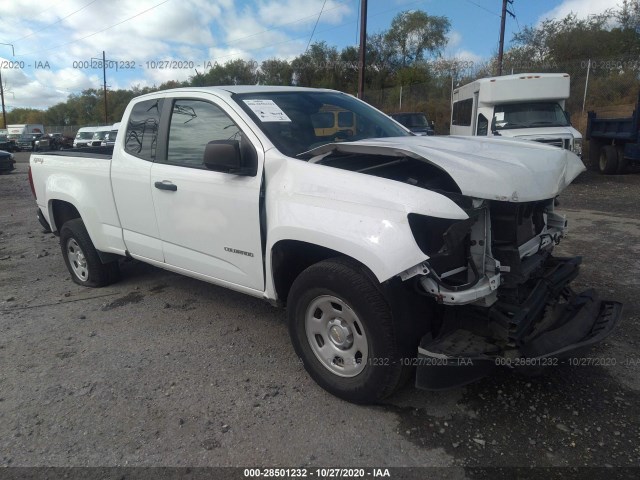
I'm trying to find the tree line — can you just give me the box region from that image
[3,2,640,133]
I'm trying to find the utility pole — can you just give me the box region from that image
[91,51,110,123]
[0,69,6,129]
[102,51,108,124]
[0,43,14,129]
[357,0,367,99]
[497,0,515,76]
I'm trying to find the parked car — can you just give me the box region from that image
[90,125,113,147]
[390,112,435,136]
[15,133,43,151]
[0,133,18,152]
[73,127,98,148]
[34,133,74,151]
[100,122,121,147]
[29,86,621,404]
[51,133,74,149]
[0,150,15,174]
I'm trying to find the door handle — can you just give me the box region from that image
[154,181,177,192]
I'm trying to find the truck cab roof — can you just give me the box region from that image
[133,85,339,101]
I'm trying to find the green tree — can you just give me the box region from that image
[292,42,340,88]
[202,59,259,85]
[259,59,293,85]
[384,11,451,68]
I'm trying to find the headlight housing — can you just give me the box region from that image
[408,213,473,278]
[572,138,582,156]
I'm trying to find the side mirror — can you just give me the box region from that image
[203,136,258,176]
[490,115,500,135]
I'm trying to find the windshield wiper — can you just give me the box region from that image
[528,121,567,126]
[498,122,527,129]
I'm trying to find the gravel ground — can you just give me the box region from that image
[0,152,639,476]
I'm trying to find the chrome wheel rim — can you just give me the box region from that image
[66,238,88,282]
[305,295,368,377]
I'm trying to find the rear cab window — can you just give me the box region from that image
[124,98,164,161]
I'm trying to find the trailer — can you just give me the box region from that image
[586,95,640,174]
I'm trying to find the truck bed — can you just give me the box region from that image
[41,145,114,159]
[30,147,124,256]
[587,112,638,141]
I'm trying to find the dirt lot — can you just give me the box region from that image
[1,152,639,475]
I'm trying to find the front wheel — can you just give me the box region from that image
[60,218,119,287]
[287,258,408,404]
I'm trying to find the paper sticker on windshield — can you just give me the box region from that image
[243,99,291,122]
[494,112,504,122]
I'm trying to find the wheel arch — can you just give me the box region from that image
[48,199,81,234]
[270,239,379,305]
[48,200,120,264]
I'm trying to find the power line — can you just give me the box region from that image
[464,0,501,18]
[510,1,521,31]
[15,0,173,57]
[218,3,348,53]
[305,0,328,53]
[204,0,432,65]
[11,0,101,43]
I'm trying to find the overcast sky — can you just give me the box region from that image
[0,0,619,110]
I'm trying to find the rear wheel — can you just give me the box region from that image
[588,139,602,171]
[287,258,408,404]
[60,218,119,287]
[616,145,628,174]
[599,145,618,174]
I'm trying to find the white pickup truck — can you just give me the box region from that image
[29,86,621,403]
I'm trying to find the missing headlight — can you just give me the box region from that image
[408,213,475,282]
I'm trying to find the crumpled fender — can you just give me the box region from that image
[263,154,468,293]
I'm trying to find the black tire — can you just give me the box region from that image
[60,218,119,287]
[588,139,602,171]
[599,144,618,174]
[287,257,408,404]
[616,145,628,174]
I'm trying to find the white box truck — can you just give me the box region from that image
[450,73,582,157]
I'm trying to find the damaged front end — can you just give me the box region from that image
[305,138,621,390]
[402,196,622,390]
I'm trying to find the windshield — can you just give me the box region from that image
[76,131,94,139]
[92,131,109,140]
[233,91,410,157]
[393,113,428,128]
[493,102,569,130]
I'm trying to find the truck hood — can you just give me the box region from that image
[308,135,586,202]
